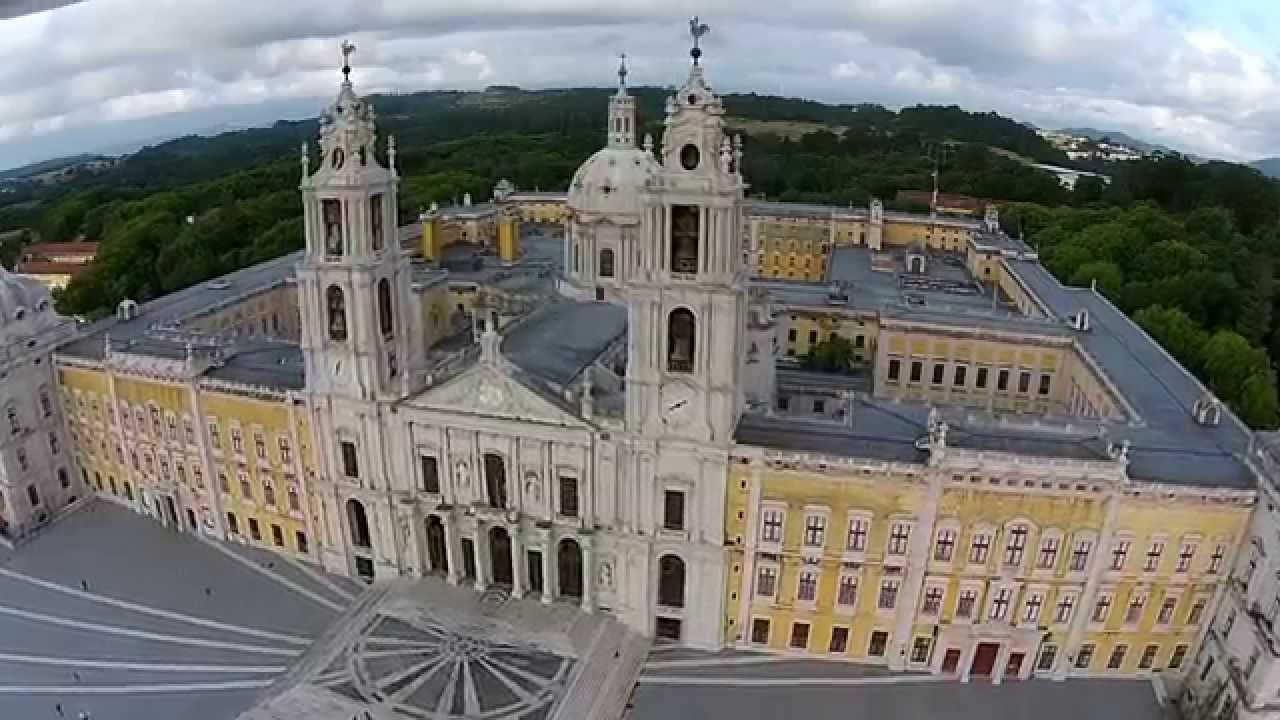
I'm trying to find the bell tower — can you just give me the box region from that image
[623,18,748,446]
[297,42,420,402]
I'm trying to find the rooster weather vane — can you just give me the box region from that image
[689,16,710,65]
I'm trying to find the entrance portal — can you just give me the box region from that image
[971,643,1000,677]
[489,526,513,586]
[941,648,962,674]
[1005,652,1025,680]
[557,538,582,598]
[425,516,448,574]
[527,550,543,594]
[185,507,197,531]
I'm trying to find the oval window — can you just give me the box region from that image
[680,144,700,171]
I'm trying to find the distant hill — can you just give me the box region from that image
[0,153,109,181]
[1250,157,1280,179]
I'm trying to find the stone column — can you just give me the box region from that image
[542,535,556,604]
[889,472,943,671]
[1054,492,1119,680]
[443,513,463,585]
[992,643,1010,686]
[581,536,596,613]
[474,523,492,592]
[511,526,526,599]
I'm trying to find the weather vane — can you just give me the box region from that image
[618,52,628,87]
[341,40,356,81]
[689,16,710,65]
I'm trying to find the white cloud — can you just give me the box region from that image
[0,0,1278,167]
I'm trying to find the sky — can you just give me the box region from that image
[1,0,1279,171]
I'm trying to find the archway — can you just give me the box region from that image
[667,308,696,373]
[377,278,394,338]
[327,285,348,341]
[558,538,583,599]
[483,453,508,509]
[489,526,513,586]
[658,554,686,608]
[425,515,448,575]
[346,498,371,549]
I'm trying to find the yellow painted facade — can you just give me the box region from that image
[725,458,1251,680]
[420,214,443,261]
[779,311,877,362]
[497,214,521,263]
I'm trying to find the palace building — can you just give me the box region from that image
[9,29,1272,698]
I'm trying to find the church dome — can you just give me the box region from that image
[567,145,658,219]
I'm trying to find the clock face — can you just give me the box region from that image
[660,381,697,428]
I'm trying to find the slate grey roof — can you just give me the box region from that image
[502,300,626,389]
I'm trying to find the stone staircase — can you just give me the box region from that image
[553,614,651,720]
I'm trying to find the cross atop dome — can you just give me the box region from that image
[341,40,356,83]
[617,53,628,92]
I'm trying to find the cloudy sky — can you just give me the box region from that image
[1,0,1278,171]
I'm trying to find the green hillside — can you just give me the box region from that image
[1,86,1278,426]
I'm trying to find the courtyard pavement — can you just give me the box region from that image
[0,500,359,720]
[627,646,1168,720]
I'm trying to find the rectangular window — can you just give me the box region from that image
[804,515,827,547]
[1038,374,1052,396]
[953,365,967,387]
[1092,595,1112,623]
[341,441,359,478]
[922,586,944,615]
[970,533,991,564]
[878,580,899,610]
[837,576,858,607]
[888,522,911,555]
[1110,541,1130,570]
[847,517,868,552]
[1005,525,1028,566]
[1071,540,1092,571]
[1157,597,1177,624]
[421,455,440,493]
[789,622,810,650]
[1187,598,1206,625]
[934,529,956,562]
[797,571,818,603]
[296,530,309,554]
[931,364,945,385]
[1144,542,1164,572]
[558,476,579,517]
[278,436,292,464]
[997,368,1010,391]
[829,627,849,654]
[271,524,284,547]
[761,509,783,542]
[1168,645,1188,669]
[1038,537,1060,569]
[751,618,770,644]
[989,587,1012,621]
[956,589,978,618]
[239,473,253,501]
[1075,643,1095,669]
[888,358,901,381]
[1126,594,1146,624]
[226,512,239,535]
[1056,594,1075,624]
[1139,644,1159,670]
[756,566,778,598]
[248,517,261,541]
[208,422,221,449]
[1037,644,1058,671]
[1018,371,1031,394]
[1208,545,1224,574]
[788,328,797,342]
[1023,593,1044,623]
[976,367,989,389]
[1177,543,1196,572]
[910,361,923,383]
[812,399,825,414]
[911,637,932,663]
[1107,645,1127,670]
[254,432,267,459]
[231,426,243,453]
[868,631,889,657]
[663,490,685,530]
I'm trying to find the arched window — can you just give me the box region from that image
[370,194,384,252]
[658,554,686,608]
[322,199,343,256]
[378,278,394,338]
[346,499,371,549]
[599,248,615,278]
[327,286,348,342]
[667,308,696,373]
[670,204,700,273]
[483,453,508,509]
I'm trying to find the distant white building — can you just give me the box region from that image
[1031,163,1112,190]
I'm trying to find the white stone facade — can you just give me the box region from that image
[0,267,80,541]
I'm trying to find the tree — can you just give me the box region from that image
[1134,305,1209,373]
[803,337,856,373]
[1069,261,1123,298]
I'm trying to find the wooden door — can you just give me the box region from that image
[941,648,962,673]
[970,643,999,677]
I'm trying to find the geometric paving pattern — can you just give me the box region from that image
[313,614,573,719]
